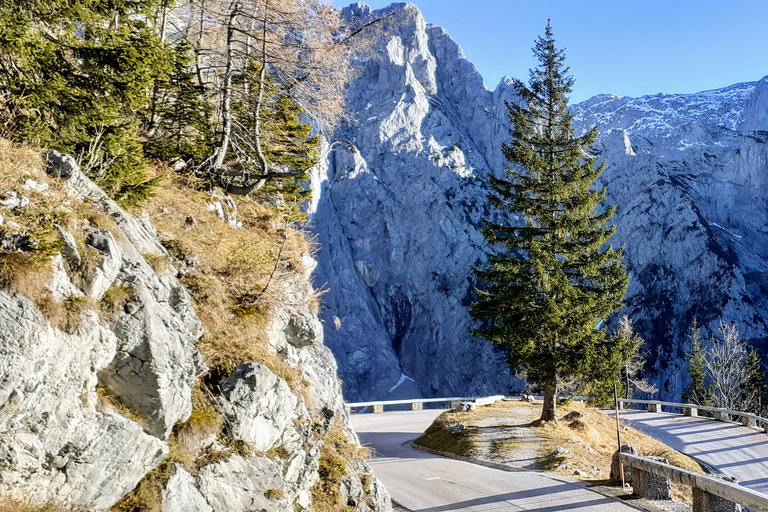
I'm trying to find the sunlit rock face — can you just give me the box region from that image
[311,2,768,401]
[572,82,768,398]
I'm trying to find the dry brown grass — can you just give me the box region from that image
[0,498,87,512]
[147,169,311,388]
[0,139,118,331]
[416,400,704,505]
[96,385,148,429]
[536,401,702,504]
[311,425,370,512]
[99,283,134,317]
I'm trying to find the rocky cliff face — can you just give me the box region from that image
[571,81,768,398]
[310,2,519,402]
[310,2,768,401]
[0,146,390,511]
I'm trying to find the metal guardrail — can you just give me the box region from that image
[620,452,768,511]
[346,395,505,413]
[618,398,768,432]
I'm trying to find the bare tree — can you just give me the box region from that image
[169,0,381,193]
[617,316,658,398]
[705,323,748,411]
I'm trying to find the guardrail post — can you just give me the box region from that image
[409,402,423,411]
[450,399,461,409]
[713,411,723,421]
[692,475,740,512]
[631,457,671,500]
[684,405,698,417]
[740,415,754,428]
[372,404,384,413]
[762,421,768,434]
[648,402,661,413]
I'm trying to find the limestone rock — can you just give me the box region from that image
[0,292,167,508]
[0,151,210,507]
[562,411,585,421]
[311,3,517,401]
[54,224,81,266]
[82,230,121,300]
[218,363,300,452]
[162,465,213,512]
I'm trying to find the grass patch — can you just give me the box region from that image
[415,400,704,505]
[264,489,284,500]
[311,425,369,512]
[0,499,87,512]
[100,283,135,317]
[0,138,122,333]
[141,252,173,276]
[147,169,313,399]
[96,385,148,429]
[415,420,476,457]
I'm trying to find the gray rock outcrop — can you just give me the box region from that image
[311,3,768,401]
[310,2,517,402]
[0,154,205,506]
[571,81,768,398]
[161,254,391,512]
[0,151,390,511]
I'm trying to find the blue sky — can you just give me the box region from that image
[332,0,768,103]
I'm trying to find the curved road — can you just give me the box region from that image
[351,410,642,511]
[609,409,768,494]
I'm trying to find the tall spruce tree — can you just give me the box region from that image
[470,22,633,423]
[682,318,711,406]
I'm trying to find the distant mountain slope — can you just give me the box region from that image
[310,2,768,401]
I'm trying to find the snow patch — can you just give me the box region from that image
[388,373,415,393]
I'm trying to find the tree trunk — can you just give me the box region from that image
[251,0,270,175]
[540,367,558,423]
[214,2,239,170]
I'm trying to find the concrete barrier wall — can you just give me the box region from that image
[619,453,768,511]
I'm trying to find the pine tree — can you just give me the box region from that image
[470,22,633,423]
[682,318,711,406]
[0,0,176,205]
[740,349,767,415]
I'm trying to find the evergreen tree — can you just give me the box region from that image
[0,0,176,205]
[470,22,633,423]
[213,63,319,204]
[145,41,213,163]
[682,318,712,406]
[740,349,767,415]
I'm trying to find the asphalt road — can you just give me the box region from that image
[351,410,641,511]
[608,408,768,494]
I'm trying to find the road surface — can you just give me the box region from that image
[610,408,768,494]
[351,410,641,511]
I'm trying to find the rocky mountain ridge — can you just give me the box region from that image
[0,145,390,511]
[310,2,768,401]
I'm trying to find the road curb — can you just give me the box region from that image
[411,441,655,512]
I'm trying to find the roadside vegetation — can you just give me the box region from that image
[414,399,704,505]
